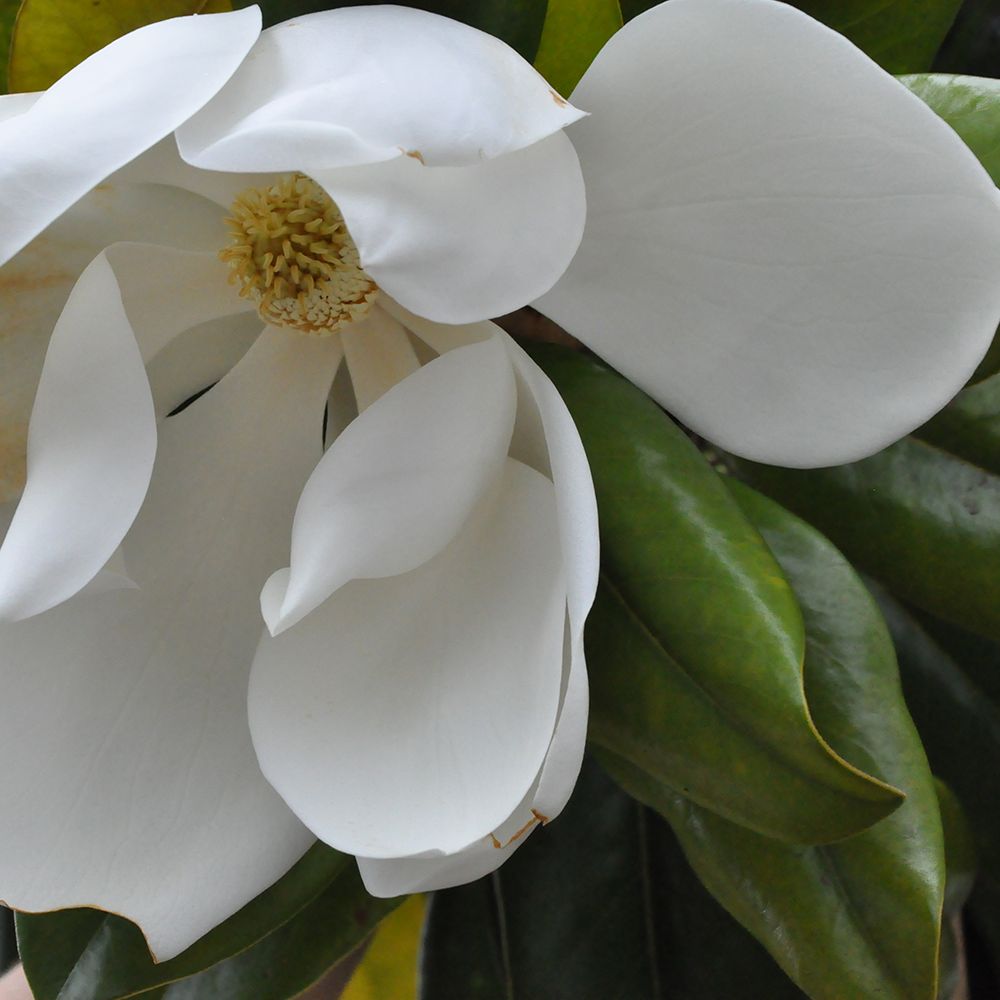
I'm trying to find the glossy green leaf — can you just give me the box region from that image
[7,0,230,92]
[529,344,900,845]
[600,480,945,1000]
[618,0,959,72]
[732,388,1000,642]
[139,865,399,999]
[871,585,1000,880]
[935,780,976,1000]
[18,844,349,999]
[420,756,806,1000]
[241,0,548,62]
[901,75,1000,184]
[533,0,621,98]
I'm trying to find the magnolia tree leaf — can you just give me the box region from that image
[17,845,353,999]
[131,866,400,999]
[341,895,424,1000]
[901,74,1000,381]
[599,480,945,1000]
[0,0,18,94]
[420,756,807,1000]
[902,75,1000,184]
[933,0,1000,77]
[733,374,1000,642]
[528,345,900,845]
[533,0,621,98]
[7,0,231,92]
[935,780,976,1000]
[240,0,548,61]
[618,0,960,72]
[872,586,1000,881]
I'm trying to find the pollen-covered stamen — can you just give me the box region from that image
[219,174,378,336]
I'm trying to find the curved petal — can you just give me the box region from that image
[0,253,156,621]
[249,459,567,858]
[503,338,598,644]
[0,7,260,266]
[313,131,585,323]
[0,328,340,961]
[356,624,589,896]
[536,0,1000,466]
[261,325,516,635]
[104,242,253,362]
[0,180,235,505]
[176,5,582,173]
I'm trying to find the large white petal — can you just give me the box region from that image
[249,459,566,858]
[0,7,260,267]
[536,0,1000,467]
[0,328,340,960]
[0,180,233,505]
[261,324,516,635]
[312,131,585,323]
[176,5,582,173]
[0,253,156,621]
[356,624,589,896]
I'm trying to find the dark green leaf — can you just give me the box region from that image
[732,420,1000,643]
[533,0,620,97]
[144,865,398,999]
[619,0,960,73]
[529,344,900,845]
[420,756,806,1000]
[600,480,944,1000]
[935,780,976,1000]
[933,0,1000,77]
[18,845,348,999]
[240,0,548,63]
[871,585,1000,881]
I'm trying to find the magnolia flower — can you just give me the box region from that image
[1,0,999,963]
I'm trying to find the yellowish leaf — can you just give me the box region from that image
[534,0,622,98]
[8,0,232,92]
[341,894,425,1000]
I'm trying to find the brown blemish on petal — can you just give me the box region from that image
[489,809,548,849]
[549,89,568,107]
[403,149,425,165]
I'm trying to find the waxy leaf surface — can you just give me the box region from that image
[530,345,899,844]
[600,481,944,1000]
[735,373,1000,641]
[420,756,806,1000]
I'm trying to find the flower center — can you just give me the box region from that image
[219,174,378,336]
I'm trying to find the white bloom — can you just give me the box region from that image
[0,0,998,961]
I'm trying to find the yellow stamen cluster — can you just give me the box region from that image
[219,174,378,335]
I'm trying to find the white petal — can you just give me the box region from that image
[176,5,582,173]
[0,327,340,960]
[356,626,588,897]
[0,253,156,621]
[104,242,253,362]
[249,459,567,858]
[313,131,585,323]
[504,338,598,643]
[341,306,420,411]
[537,0,1000,466]
[261,328,516,635]
[0,7,260,266]
[0,180,235,505]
